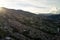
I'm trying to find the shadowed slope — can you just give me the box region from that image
[0,7,60,40]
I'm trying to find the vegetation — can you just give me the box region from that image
[0,7,60,40]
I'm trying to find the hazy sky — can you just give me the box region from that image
[0,0,60,13]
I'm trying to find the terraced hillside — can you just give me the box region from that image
[0,7,60,40]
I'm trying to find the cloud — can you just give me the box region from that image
[0,0,60,13]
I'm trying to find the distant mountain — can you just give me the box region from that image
[0,7,60,40]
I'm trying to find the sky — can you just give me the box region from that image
[0,0,60,14]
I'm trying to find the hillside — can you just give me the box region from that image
[0,7,60,40]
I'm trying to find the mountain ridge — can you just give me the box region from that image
[0,7,60,40]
